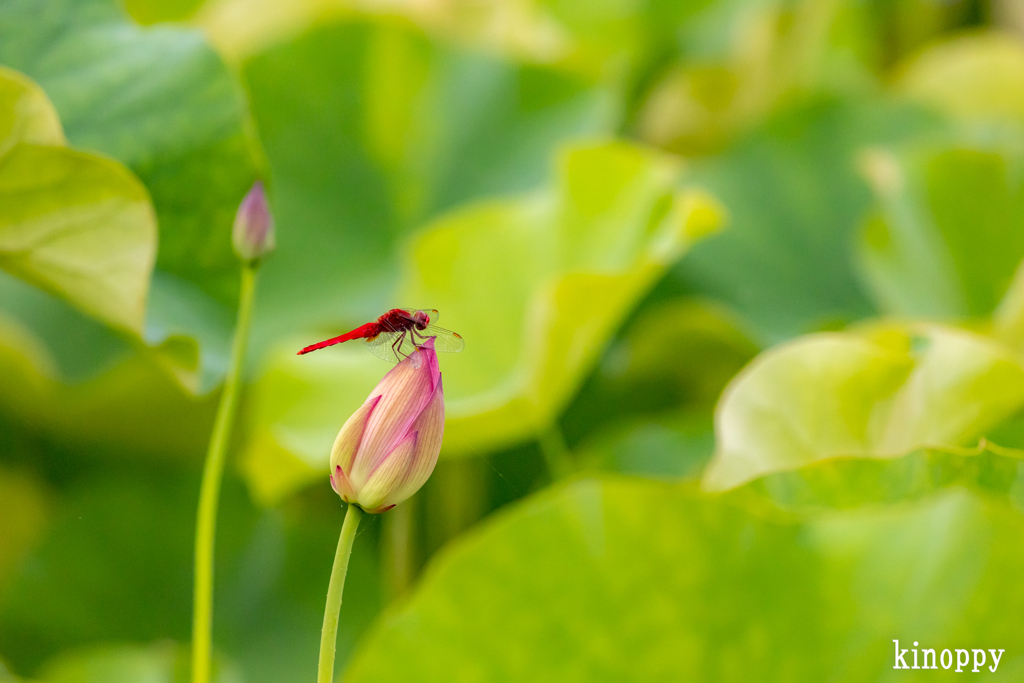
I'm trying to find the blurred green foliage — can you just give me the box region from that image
[3,0,1024,681]
[243,141,722,502]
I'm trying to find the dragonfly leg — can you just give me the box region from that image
[392,332,407,361]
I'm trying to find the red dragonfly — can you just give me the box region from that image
[297,308,464,362]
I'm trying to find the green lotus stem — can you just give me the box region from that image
[538,422,573,480]
[191,264,257,683]
[318,503,363,683]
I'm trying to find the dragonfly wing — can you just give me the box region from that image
[419,325,464,353]
[364,331,403,363]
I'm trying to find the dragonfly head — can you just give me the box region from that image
[412,309,430,330]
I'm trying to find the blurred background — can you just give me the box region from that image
[4,0,1024,680]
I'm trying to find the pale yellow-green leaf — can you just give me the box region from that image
[196,0,355,64]
[195,0,569,66]
[897,32,1024,121]
[702,323,1024,491]
[38,642,241,683]
[0,67,63,154]
[240,141,723,503]
[0,69,157,334]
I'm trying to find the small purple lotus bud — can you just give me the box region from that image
[232,181,276,263]
[330,338,444,513]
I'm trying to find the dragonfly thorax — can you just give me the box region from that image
[405,309,431,330]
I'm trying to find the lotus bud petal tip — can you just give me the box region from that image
[233,181,276,264]
[329,339,444,513]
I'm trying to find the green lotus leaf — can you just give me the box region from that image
[349,477,829,682]
[345,476,1024,682]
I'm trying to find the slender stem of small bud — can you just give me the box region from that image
[191,264,258,683]
[538,422,573,480]
[318,504,363,683]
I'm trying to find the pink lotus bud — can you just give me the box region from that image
[232,181,276,263]
[329,338,444,513]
